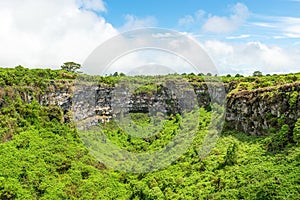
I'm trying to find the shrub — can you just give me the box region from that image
[293,118,300,145]
[289,91,298,108]
[223,143,238,166]
[265,124,290,151]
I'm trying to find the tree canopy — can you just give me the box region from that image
[60,62,81,73]
[253,70,263,77]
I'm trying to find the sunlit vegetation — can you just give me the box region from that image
[0,66,299,199]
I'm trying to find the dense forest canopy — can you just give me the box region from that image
[0,66,299,199]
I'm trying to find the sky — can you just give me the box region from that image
[0,0,300,75]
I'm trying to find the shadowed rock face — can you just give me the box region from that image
[4,80,299,135]
[71,79,201,126]
[226,82,300,135]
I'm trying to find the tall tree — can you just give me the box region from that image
[253,70,262,77]
[60,62,81,73]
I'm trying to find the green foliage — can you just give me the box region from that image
[0,67,300,199]
[133,83,160,96]
[1,97,299,199]
[235,73,243,77]
[293,118,300,145]
[60,62,81,73]
[223,142,238,166]
[0,66,75,87]
[264,124,290,152]
[223,72,300,95]
[289,91,298,108]
[97,75,121,86]
[253,70,263,77]
[130,113,151,126]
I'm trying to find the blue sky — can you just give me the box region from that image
[102,0,300,44]
[104,0,300,27]
[0,0,300,75]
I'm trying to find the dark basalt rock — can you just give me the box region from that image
[17,80,300,136]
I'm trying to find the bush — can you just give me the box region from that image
[293,118,300,145]
[223,143,238,166]
[265,124,290,151]
[289,91,298,108]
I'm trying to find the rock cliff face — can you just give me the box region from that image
[29,80,300,135]
[226,82,300,135]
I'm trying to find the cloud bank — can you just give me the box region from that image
[0,0,117,68]
[202,40,300,75]
[120,15,158,31]
[1,1,299,75]
[202,3,250,34]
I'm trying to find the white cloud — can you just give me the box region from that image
[120,15,157,31]
[77,0,106,12]
[178,10,205,26]
[178,15,195,26]
[226,34,250,39]
[106,50,196,75]
[274,17,300,38]
[293,41,300,46]
[202,40,300,75]
[82,29,220,76]
[195,10,206,21]
[151,33,174,38]
[285,25,300,37]
[0,0,117,68]
[252,15,300,39]
[251,22,276,28]
[202,3,250,34]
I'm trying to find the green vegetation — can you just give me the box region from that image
[293,118,300,145]
[0,66,75,87]
[0,67,299,199]
[289,91,299,108]
[264,124,290,152]
[253,70,263,77]
[60,62,81,73]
